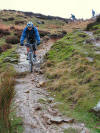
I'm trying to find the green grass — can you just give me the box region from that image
[9,111,23,133]
[0,38,6,46]
[44,31,100,133]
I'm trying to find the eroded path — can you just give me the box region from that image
[14,40,89,133]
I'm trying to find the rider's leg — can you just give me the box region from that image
[32,44,37,58]
[33,50,36,58]
[34,50,36,57]
[26,47,29,54]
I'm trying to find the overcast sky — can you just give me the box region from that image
[0,0,100,19]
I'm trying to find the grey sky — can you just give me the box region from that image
[0,0,100,19]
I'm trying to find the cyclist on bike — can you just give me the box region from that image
[20,21,40,59]
[92,9,95,17]
[70,14,76,21]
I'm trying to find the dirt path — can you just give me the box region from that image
[14,40,89,133]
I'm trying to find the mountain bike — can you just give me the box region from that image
[25,42,37,72]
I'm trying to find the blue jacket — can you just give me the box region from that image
[20,26,40,45]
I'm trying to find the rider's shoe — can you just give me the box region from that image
[26,56,29,60]
[26,53,29,60]
[33,54,36,61]
[33,54,36,58]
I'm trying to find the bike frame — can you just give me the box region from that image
[26,42,37,72]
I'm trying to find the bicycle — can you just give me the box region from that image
[25,42,37,72]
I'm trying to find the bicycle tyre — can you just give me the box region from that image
[29,53,33,72]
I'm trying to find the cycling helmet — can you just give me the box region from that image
[27,21,33,28]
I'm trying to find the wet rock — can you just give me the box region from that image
[95,42,100,47]
[90,101,100,117]
[43,113,74,124]
[86,57,94,62]
[48,108,58,116]
[34,68,43,74]
[24,91,30,93]
[38,81,46,87]
[50,117,74,124]
[34,104,42,111]
[85,38,94,44]
[3,57,18,63]
[63,118,75,123]
[48,97,54,103]
[93,101,100,111]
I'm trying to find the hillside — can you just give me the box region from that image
[0,10,97,133]
[44,17,100,133]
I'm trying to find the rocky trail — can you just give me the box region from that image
[14,39,90,133]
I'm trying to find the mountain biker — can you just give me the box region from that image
[20,21,40,59]
[92,9,95,17]
[71,14,76,21]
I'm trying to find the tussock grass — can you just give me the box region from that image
[0,68,15,132]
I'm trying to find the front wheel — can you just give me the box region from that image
[29,52,33,72]
[29,62,33,72]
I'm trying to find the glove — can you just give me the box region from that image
[37,42,40,46]
[20,43,24,46]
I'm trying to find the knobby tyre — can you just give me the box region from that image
[29,53,33,72]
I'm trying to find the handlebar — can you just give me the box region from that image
[24,42,37,47]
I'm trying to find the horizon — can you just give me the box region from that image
[0,0,100,19]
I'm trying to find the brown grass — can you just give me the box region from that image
[0,23,10,37]
[0,43,12,54]
[63,19,94,32]
[0,70,16,131]
[0,23,10,30]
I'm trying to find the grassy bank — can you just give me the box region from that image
[44,30,100,133]
[0,46,23,133]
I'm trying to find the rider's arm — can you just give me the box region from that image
[20,27,27,45]
[34,27,40,45]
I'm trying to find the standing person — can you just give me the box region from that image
[20,21,40,59]
[71,14,76,21]
[92,9,95,17]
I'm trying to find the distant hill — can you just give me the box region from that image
[2,9,70,22]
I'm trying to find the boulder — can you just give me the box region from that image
[85,38,94,44]
[42,113,74,125]
[34,103,42,111]
[90,101,100,117]
[3,57,18,63]
[93,101,100,112]
[48,97,54,103]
